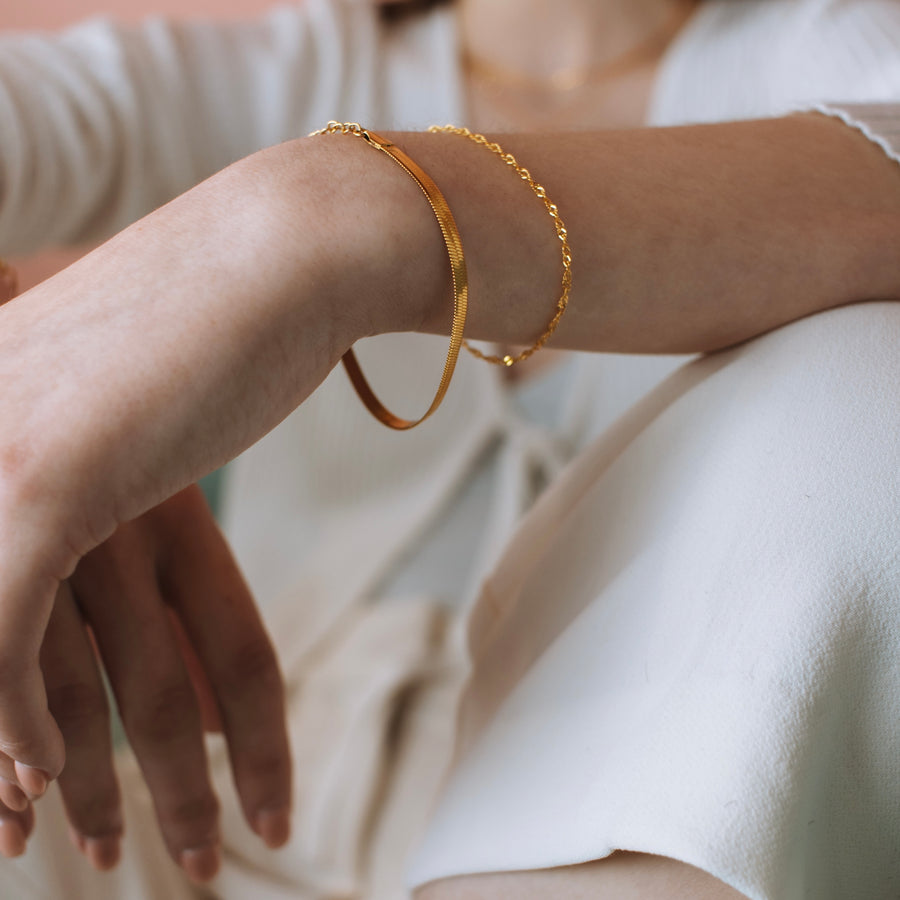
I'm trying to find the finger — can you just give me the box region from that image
[158,488,292,848]
[0,733,49,798]
[0,797,34,858]
[0,747,32,794]
[0,553,66,794]
[0,493,70,790]
[0,777,28,812]
[0,747,40,813]
[168,611,223,734]
[72,536,221,884]
[41,582,123,871]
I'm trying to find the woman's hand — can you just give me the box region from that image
[0,487,291,882]
[0,135,435,806]
[0,267,291,880]
[58,486,289,881]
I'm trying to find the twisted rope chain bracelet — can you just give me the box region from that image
[428,125,573,368]
[309,121,468,431]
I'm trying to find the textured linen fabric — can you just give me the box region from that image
[1,1,900,898]
[408,304,900,899]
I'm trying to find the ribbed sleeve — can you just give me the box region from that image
[652,0,900,122]
[811,102,900,167]
[650,1,900,183]
[0,0,381,254]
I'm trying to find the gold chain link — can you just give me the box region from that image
[428,124,572,367]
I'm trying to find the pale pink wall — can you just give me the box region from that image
[2,0,264,288]
[0,0,258,33]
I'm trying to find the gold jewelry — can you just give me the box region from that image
[428,125,572,367]
[310,121,468,431]
[461,1,696,96]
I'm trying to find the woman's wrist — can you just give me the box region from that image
[270,130,565,348]
[261,135,453,343]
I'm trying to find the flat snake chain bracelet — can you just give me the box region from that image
[310,121,572,430]
[310,121,468,431]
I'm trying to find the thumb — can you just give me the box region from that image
[0,578,66,796]
[0,668,66,797]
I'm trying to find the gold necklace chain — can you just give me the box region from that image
[461,1,696,95]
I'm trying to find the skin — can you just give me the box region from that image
[0,412,292,877]
[415,853,753,900]
[1,114,899,889]
[460,0,699,131]
[0,0,899,893]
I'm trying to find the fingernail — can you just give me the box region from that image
[15,764,48,798]
[0,820,26,857]
[85,835,121,871]
[0,778,28,812]
[254,807,291,849]
[180,844,220,883]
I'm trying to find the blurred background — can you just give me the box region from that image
[2,0,260,292]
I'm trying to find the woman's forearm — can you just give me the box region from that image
[293,114,900,354]
[9,112,898,519]
[0,109,898,799]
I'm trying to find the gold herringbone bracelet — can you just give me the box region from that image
[310,122,468,430]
